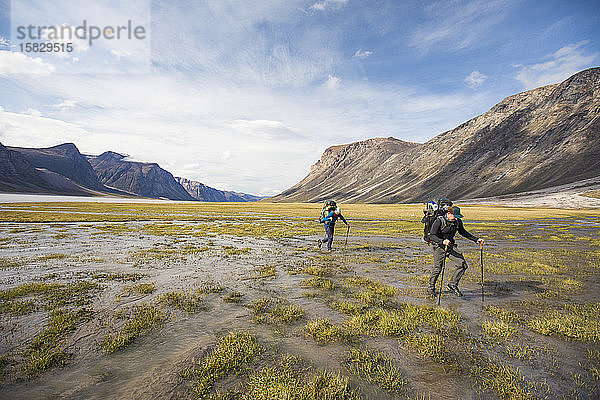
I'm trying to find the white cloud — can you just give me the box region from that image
[514,42,598,89]
[10,1,151,73]
[410,0,510,54]
[353,49,373,60]
[0,0,507,196]
[25,108,43,117]
[0,72,492,196]
[110,49,132,60]
[310,0,349,11]
[39,24,90,60]
[53,99,78,109]
[229,119,300,140]
[0,36,9,47]
[0,108,89,148]
[324,75,341,90]
[464,70,487,89]
[0,51,55,76]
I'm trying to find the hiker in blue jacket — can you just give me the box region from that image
[318,205,349,251]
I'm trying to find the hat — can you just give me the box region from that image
[449,205,464,219]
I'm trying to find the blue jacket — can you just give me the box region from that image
[322,211,347,226]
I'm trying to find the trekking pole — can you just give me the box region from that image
[437,244,448,306]
[344,225,350,249]
[480,242,485,303]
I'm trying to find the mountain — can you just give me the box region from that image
[6,143,104,190]
[273,67,600,203]
[0,142,53,192]
[0,142,261,201]
[175,177,266,202]
[88,152,195,201]
[0,142,99,195]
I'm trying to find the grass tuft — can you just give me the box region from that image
[128,282,156,295]
[482,320,518,341]
[21,308,91,376]
[528,303,600,342]
[101,304,167,353]
[183,331,261,398]
[249,297,304,325]
[159,290,205,313]
[345,347,407,394]
[305,318,354,344]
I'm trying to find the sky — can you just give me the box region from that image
[0,0,598,196]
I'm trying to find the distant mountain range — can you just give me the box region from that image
[175,177,265,202]
[273,67,600,203]
[0,143,264,202]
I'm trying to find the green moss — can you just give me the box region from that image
[345,347,407,394]
[101,304,167,353]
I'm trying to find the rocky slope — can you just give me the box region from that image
[7,143,104,191]
[88,152,195,201]
[0,142,97,195]
[273,67,600,203]
[175,177,265,202]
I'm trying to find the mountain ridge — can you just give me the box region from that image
[272,67,600,203]
[0,144,263,202]
[175,177,266,202]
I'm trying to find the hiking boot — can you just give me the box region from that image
[447,284,463,297]
[427,287,436,298]
[317,239,322,249]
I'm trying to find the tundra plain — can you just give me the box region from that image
[0,202,598,400]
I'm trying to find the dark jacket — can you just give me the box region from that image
[430,216,478,248]
[322,211,347,227]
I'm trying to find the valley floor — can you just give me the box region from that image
[461,176,600,209]
[0,202,598,399]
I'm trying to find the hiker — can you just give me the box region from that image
[317,202,349,251]
[428,205,484,297]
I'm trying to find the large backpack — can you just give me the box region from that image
[421,198,452,243]
[319,200,337,223]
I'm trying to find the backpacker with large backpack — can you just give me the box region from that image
[319,200,337,223]
[421,197,453,243]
